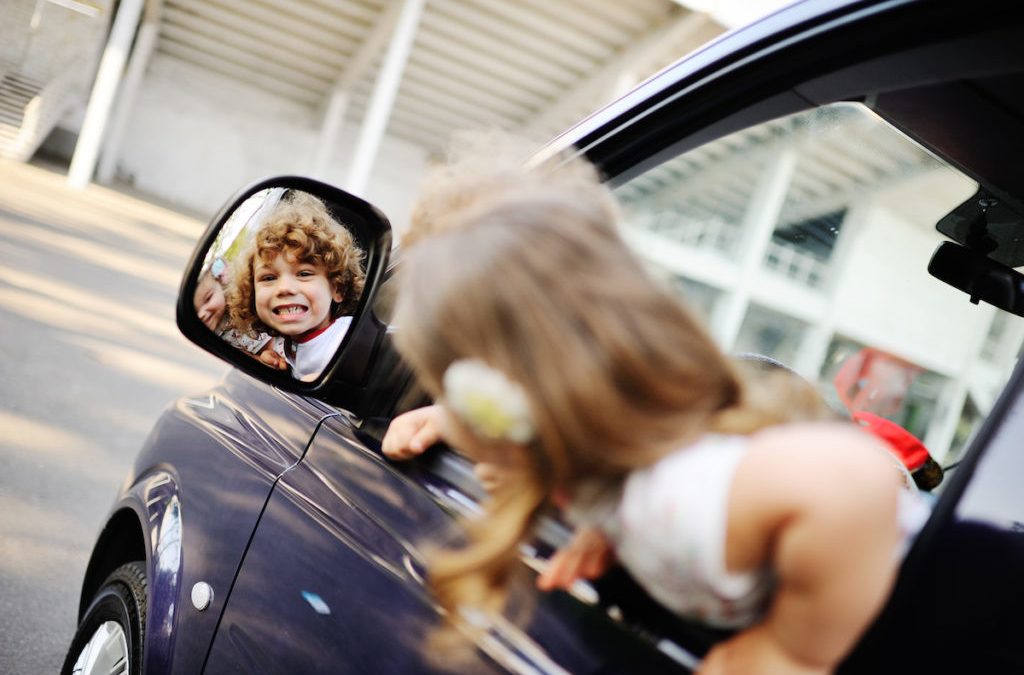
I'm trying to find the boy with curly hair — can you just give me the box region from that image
[227,191,366,381]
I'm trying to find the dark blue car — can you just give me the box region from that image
[65,1,1024,672]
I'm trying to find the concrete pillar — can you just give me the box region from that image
[924,304,996,463]
[309,1,403,179]
[96,18,159,184]
[310,89,350,179]
[790,201,867,379]
[345,0,425,196]
[711,147,798,349]
[68,0,145,188]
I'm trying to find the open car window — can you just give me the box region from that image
[615,101,1023,482]
[368,100,1024,667]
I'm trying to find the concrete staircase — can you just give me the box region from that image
[0,70,76,162]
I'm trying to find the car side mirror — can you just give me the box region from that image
[176,176,392,412]
[928,241,1024,317]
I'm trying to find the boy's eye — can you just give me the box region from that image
[297,270,315,277]
[257,274,276,282]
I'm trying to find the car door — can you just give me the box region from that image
[555,2,1024,671]
[204,276,701,673]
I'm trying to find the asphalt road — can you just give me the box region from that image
[0,160,227,673]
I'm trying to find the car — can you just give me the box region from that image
[65,0,1024,672]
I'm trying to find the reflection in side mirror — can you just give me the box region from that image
[928,241,1024,317]
[193,188,365,381]
[178,177,392,402]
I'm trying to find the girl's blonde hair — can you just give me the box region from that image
[394,152,833,640]
[227,191,366,336]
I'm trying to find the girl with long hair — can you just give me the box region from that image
[384,154,916,674]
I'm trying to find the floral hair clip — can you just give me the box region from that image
[443,359,535,444]
[210,257,228,283]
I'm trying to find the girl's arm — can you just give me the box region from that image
[536,526,615,591]
[701,423,903,674]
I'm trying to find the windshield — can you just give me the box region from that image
[614,101,1023,479]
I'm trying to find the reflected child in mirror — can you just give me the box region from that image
[193,258,287,369]
[226,192,366,382]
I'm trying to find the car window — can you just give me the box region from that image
[614,101,1023,480]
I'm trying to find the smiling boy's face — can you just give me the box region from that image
[254,250,342,337]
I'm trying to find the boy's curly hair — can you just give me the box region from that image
[227,191,366,337]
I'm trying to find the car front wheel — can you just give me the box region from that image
[62,561,147,675]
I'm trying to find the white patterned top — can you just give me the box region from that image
[567,433,930,629]
[567,435,772,629]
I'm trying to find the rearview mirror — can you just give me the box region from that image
[928,241,1024,317]
[177,176,392,405]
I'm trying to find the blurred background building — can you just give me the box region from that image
[0,0,742,220]
[2,0,1018,468]
[616,101,1024,468]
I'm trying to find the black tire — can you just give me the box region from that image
[62,561,147,675]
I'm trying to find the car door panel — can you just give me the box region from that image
[206,414,691,673]
[127,369,333,674]
[203,414,497,673]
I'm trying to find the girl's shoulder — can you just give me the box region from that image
[727,421,904,574]
[746,420,893,468]
[732,421,902,531]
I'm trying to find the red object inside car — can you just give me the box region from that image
[853,410,931,471]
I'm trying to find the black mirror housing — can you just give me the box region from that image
[928,241,1024,317]
[176,175,392,414]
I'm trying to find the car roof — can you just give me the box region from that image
[540,0,895,160]
[536,0,1024,265]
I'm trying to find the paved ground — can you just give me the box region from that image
[0,159,227,673]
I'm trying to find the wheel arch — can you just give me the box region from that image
[78,507,147,620]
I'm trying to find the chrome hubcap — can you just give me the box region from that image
[71,621,129,675]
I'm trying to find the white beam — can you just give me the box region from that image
[406,48,548,109]
[401,61,534,118]
[429,0,595,73]
[789,202,867,379]
[345,0,425,196]
[414,30,562,98]
[231,0,370,43]
[465,0,614,60]
[417,11,577,85]
[158,22,331,92]
[521,11,720,140]
[710,147,798,349]
[156,44,321,106]
[164,0,343,76]
[310,0,403,177]
[68,0,145,188]
[188,0,358,53]
[96,18,159,184]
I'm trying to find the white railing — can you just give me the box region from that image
[639,210,739,254]
[763,239,828,288]
[628,210,830,289]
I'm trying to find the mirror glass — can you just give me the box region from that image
[191,188,368,382]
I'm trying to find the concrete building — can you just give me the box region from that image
[617,102,1024,466]
[3,0,1019,468]
[1,0,724,223]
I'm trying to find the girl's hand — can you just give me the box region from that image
[473,462,511,493]
[382,405,444,460]
[536,526,614,592]
[699,625,828,675]
[257,346,288,370]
